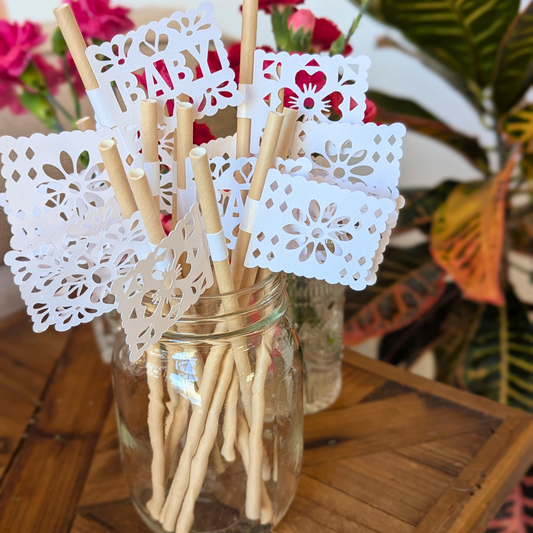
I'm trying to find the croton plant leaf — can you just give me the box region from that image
[368,91,489,174]
[397,180,458,232]
[430,152,518,306]
[502,104,533,143]
[344,245,446,346]
[463,289,533,411]
[357,0,519,88]
[486,465,533,533]
[492,1,533,115]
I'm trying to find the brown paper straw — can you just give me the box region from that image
[128,168,166,245]
[53,5,98,91]
[236,0,259,158]
[232,111,284,289]
[76,116,96,132]
[98,140,137,219]
[173,102,194,228]
[275,107,299,158]
[141,99,160,206]
[221,369,239,462]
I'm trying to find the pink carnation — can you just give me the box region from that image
[288,9,316,34]
[64,0,134,43]
[0,20,45,79]
[0,80,24,114]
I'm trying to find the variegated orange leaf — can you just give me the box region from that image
[430,152,518,306]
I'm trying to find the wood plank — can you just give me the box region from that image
[396,428,494,476]
[413,417,533,533]
[304,393,501,466]
[70,515,112,533]
[76,501,150,533]
[0,315,71,479]
[288,473,413,533]
[78,405,129,508]
[0,324,113,533]
[343,350,526,420]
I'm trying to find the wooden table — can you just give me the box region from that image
[1,313,533,533]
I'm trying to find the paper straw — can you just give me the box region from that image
[76,116,96,132]
[232,111,284,289]
[53,5,98,91]
[141,99,160,205]
[98,140,137,219]
[236,0,259,158]
[173,102,194,229]
[275,107,299,158]
[128,168,166,245]
[221,369,239,462]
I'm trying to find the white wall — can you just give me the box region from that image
[4,0,531,189]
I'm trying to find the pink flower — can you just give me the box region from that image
[33,55,64,95]
[64,0,134,43]
[0,80,24,114]
[288,9,316,35]
[0,20,45,79]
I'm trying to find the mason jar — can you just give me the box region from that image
[112,273,303,533]
[287,276,345,414]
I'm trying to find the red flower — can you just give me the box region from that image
[193,122,215,145]
[64,0,134,43]
[0,20,45,80]
[258,0,303,14]
[0,80,24,114]
[312,17,352,56]
[364,98,377,123]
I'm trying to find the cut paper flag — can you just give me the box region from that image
[85,2,243,155]
[289,121,406,200]
[111,203,214,362]
[242,50,371,153]
[244,170,397,290]
[181,155,312,249]
[0,127,131,250]
[5,199,151,332]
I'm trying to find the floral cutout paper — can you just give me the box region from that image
[5,199,151,333]
[85,3,242,155]
[111,203,214,362]
[0,128,127,251]
[182,156,312,249]
[244,170,397,290]
[289,121,406,200]
[243,50,371,153]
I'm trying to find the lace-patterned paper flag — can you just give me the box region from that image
[241,50,370,154]
[5,199,151,332]
[0,127,132,250]
[84,2,242,156]
[289,122,406,200]
[111,203,214,362]
[181,155,312,249]
[244,170,397,290]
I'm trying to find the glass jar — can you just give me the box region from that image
[287,276,345,414]
[91,310,122,364]
[112,273,303,533]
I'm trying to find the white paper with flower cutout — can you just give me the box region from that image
[244,170,397,290]
[181,156,312,249]
[84,2,242,156]
[241,50,370,154]
[0,127,132,250]
[289,122,406,200]
[4,198,151,333]
[111,203,214,362]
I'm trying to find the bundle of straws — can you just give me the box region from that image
[0,1,406,531]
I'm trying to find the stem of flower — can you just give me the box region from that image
[46,92,75,125]
[61,55,82,120]
[345,0,371,44]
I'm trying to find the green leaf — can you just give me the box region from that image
[18,90,60,131]
[492,1,533,114]
[344,245,446,345]
[287,27,312,53]
[52,27,68,56]
[329,34,346,56]
[463,289,533,412]
[271,5,294,52]
[501,103,533,143]
[363,0,520,88]
[18,61,47,93]
[398,180,459,231]
[368,90,489,174]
